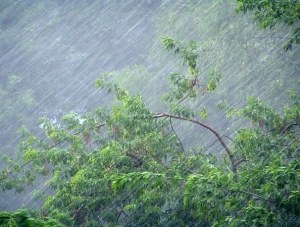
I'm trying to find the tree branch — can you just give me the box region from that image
[178,89,193,104]
[178,78,199,104]
[116,210,127,224]
[7,161,31,175]
[207,135,234,148]
[72,204,84,219]
[233,158,247,168]
[222,186,276,203]
[153,113,236,172]
[280,123,299,135]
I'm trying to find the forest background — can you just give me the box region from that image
[0,0,300,226]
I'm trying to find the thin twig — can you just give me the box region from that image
[72,204,84,219]
[116,210,127,224]
[223,135,243,151]
[207,135,234,148]
[206,138,219,148]
[178,78,198,104]
[178,89,193,104]
[169,117,185,152]
[7,162,30,175]
[222,135,234,142]
[222,186,276,203]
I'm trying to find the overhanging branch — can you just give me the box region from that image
[153,113,236,172]
[280,123,300,135]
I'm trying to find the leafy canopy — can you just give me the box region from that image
[236,0,300,50]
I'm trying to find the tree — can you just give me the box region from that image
[1,38,300,226]
[0,209,64,227]
[236,0,300,50]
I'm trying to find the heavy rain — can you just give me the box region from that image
[1,0,300,226]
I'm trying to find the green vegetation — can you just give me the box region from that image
[1,38,300,226]
[236,0,300,50]
[0,0,300,226]
[0,209,64,227]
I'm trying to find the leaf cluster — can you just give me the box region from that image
[236,0,300,50]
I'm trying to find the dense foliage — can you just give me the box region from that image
[236,0,300,50]
[0,209,63,227]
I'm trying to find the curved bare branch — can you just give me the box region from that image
[153,113,236,172]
